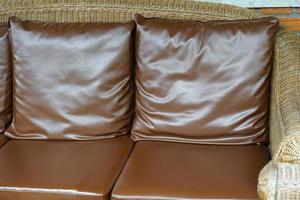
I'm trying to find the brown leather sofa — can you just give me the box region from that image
[0,1,299,200]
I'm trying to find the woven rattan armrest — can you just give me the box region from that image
[269,29,300,164]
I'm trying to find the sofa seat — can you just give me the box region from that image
[112,141,269,200]
[0,135,133,200]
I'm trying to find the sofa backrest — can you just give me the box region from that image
[0,0,263,23]
[2,0,298,159]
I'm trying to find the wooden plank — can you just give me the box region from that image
[194,0,300,8]
[279,18,300,31]
[258,8,292,15]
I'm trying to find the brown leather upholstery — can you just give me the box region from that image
[0,134,8,148]
[0,135,133,200]
[0,23,12,133]
[132,15,279,144]
[112,141,269,200]
[6,18,134,140]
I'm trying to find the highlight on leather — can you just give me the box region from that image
[132,14,279,145]
[6,18,135,140]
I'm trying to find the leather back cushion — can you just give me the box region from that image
[0,23,12,133]
[132,15,279,144]
[6,19,134,140]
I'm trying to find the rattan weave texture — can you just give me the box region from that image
[258,161,300,200]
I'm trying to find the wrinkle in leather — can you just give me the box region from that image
[0,134,8,148]
[6,19,134,140]
[132,15,279,144]
[0,135,134,200]
[0,23,12,133]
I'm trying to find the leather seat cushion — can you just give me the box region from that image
[112,141,269,200]
[0,135,133,200]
